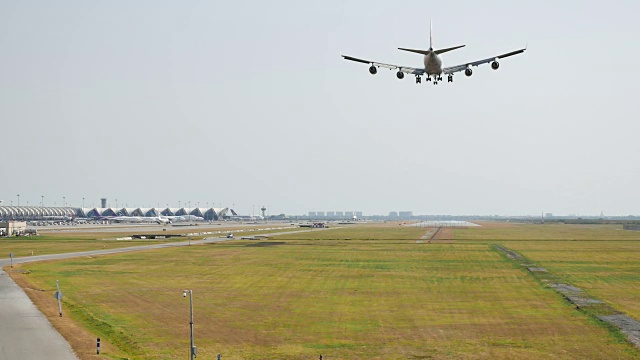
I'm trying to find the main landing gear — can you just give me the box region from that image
[416,75,449,85]
[422,75,443,85]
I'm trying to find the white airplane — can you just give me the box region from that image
[164,215,204,222]
[342,21,525,85]
[108,215,171,224]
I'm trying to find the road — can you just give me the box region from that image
[0,227,336,359]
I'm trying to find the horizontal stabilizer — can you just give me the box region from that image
[434,45,465,55]
[398,48,432,56]
[398,45,465,56]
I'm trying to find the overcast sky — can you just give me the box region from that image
[1,1,639,216]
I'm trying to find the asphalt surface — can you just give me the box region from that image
[0,227,336,359]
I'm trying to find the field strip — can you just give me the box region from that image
[416,227,440,243]
[494,245,640,349]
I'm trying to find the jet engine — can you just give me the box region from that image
[491,61,500,70]
[369,66,377,75]
[465,68,473,77]
[396,71,404,79]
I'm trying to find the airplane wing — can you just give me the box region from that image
[443,48,526,74]
[342,55,425,75]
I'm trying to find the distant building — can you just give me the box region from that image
[316,211,325,217]
[101,198,107,208]
[326,211,335,217]
[399,211,413,219]
[335,211,344,217]
[308,211,317,217]
[389,211,398,218]
[545,213,554,218]
[0,221,27,236]
[345,211,354,217]
[355,211,363,217]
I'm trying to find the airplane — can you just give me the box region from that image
[100,215,171,224]
[141,215,171,224]
[228,209,263,221]
[164,215,204,222]
[342,20,526,85]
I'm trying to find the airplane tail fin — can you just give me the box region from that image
[231,209,238,216]
[399,19,465,56]
[430,18,433,49]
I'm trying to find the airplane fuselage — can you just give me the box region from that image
[423,50,443,76]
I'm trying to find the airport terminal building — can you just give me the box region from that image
[0,206,228,221]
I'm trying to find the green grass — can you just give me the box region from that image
[455,222,640,241]
[0,235,177,257]
[503,239,640,321]
[14,224,640,359]
[0,227,302,258]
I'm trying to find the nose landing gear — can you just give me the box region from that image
[415,76,422,84]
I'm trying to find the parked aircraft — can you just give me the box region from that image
[164,215,204,222]
[342,20,525,85]
[227,209,263,221]
[104,215,171,224]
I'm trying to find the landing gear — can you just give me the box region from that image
[415,76,422,84]
[448,75,453,83]
[426,76,432,82]
[437,76,443,82]
[433,80,438,85]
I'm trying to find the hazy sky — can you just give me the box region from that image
[2,1,639,216]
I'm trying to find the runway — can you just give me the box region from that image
[0,227,336,359]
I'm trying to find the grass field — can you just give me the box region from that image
[505,240,640,321]
[455,222,640,241]
[0,235,180,258]
[8,223,640,359]
[0,226,300,258]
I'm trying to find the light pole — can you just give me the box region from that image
[17,194,19,207]
[41,195,44,219]
[82,197,85,209]
[182,290,196,360]
[63,196,66,207]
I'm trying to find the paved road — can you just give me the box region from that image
[0,269,79,359]
[0,227,336,359]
